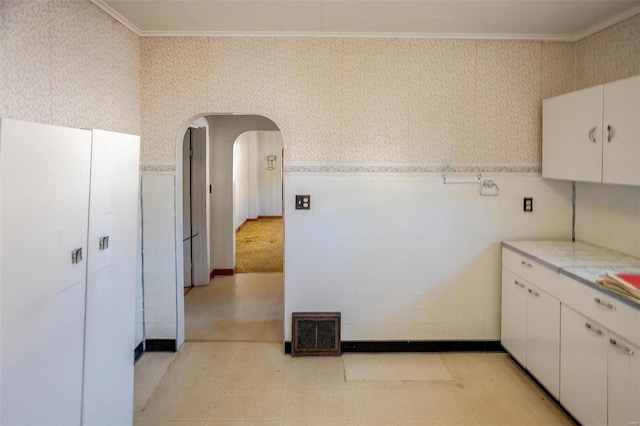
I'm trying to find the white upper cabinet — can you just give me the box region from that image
[602,76,640,185]
[543,84,603,182]
[543,75,640,186]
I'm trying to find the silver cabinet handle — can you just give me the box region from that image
[610,338,634,355]
[588,126,597,143]
[71,247,83,264]
[585,322,604,336]
[607,125,613,142]
[527,288,540,297]
[594,297,616,310]
[520,260,533,268]
[514,280,526,289]
[99,236,110,250]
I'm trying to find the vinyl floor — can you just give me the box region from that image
[134,273,575,425]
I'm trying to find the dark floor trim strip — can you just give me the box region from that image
[211,269,234,278]
[507,354,579,424]
[284,340,504,354]
[145,339,177,352]
[134,341,144,362]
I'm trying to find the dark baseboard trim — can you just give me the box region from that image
[134,341,144,362]
[211,269,234,279]
[145,339,177,352]
[284,340,504,354]
[507,354,578,424]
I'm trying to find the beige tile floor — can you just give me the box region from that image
[134,273,575,426]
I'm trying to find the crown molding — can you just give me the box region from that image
[90,0,638,42]
[573,4,640,41]
[90,0,142,37]
[137,30,576,42]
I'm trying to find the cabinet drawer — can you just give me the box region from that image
[558,273,640,346]
[502,248,560,297]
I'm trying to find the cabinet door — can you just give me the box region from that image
[501,269,528,366]
[603,75,640,186]
[608,332,640,426]
[82,130,140,425]
[560,305,607,426]
[0,119,92,425]
[525,284,560,399]
[542,85,603,182]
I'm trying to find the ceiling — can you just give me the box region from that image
[91,0,640,41]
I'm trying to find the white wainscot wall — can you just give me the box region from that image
[141,173,177,340]
[284,173,573,341]
[575,182,640,258]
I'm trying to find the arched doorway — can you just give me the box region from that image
[173,114,284,348]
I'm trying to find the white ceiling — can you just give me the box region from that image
[92,0,640,41]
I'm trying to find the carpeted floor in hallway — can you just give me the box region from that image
[235,217,283,273]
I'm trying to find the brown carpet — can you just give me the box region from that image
[235,218,283,273]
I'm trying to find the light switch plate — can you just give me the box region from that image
[524,197,533,212]
[295,195,310,210]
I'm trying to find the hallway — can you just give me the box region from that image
[134,273,574,425]
[185,273,283,342]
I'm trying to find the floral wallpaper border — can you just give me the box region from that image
[283,163,540,174]
[140,163,176,172]
[138,162,539,174]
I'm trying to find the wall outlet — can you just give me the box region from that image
[295,195,310,210]
[523,197,533,212]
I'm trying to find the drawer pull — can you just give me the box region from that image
[527,288,540,297]
[609,338,634,355]
[594,297,616,310]
[585,323,604,336]
[520,260,533,268]
[514,280,526,289]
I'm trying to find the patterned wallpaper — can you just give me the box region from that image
[139,37,582,169]
[2,1,638,171]
[0,0,141,135]
[575,13,640,90]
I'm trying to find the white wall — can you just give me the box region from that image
[233,131,262,229]
[258,131,284,216]
[235,130,284,229]
[575,182,640,258]
[141,174,177,341]
[284,173,572,341]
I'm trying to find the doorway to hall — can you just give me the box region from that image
[180,117,284,345]
[233,130,284,274]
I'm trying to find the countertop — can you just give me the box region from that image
[502,240,640,308]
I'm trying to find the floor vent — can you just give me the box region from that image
[291,312,341,356]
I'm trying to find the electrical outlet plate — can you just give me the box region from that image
[524,197,533,212]
[296,195,310,210]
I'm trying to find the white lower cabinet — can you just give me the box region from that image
[502,245,640,426]
[560,305,640,426]
[501,269,527,364]
[607,332,640,426]
[560,305,608,426]
[525,283,560,399]
[501,267,560,398]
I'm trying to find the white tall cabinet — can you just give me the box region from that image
[83,130,141,425]
[0,119,140,425]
